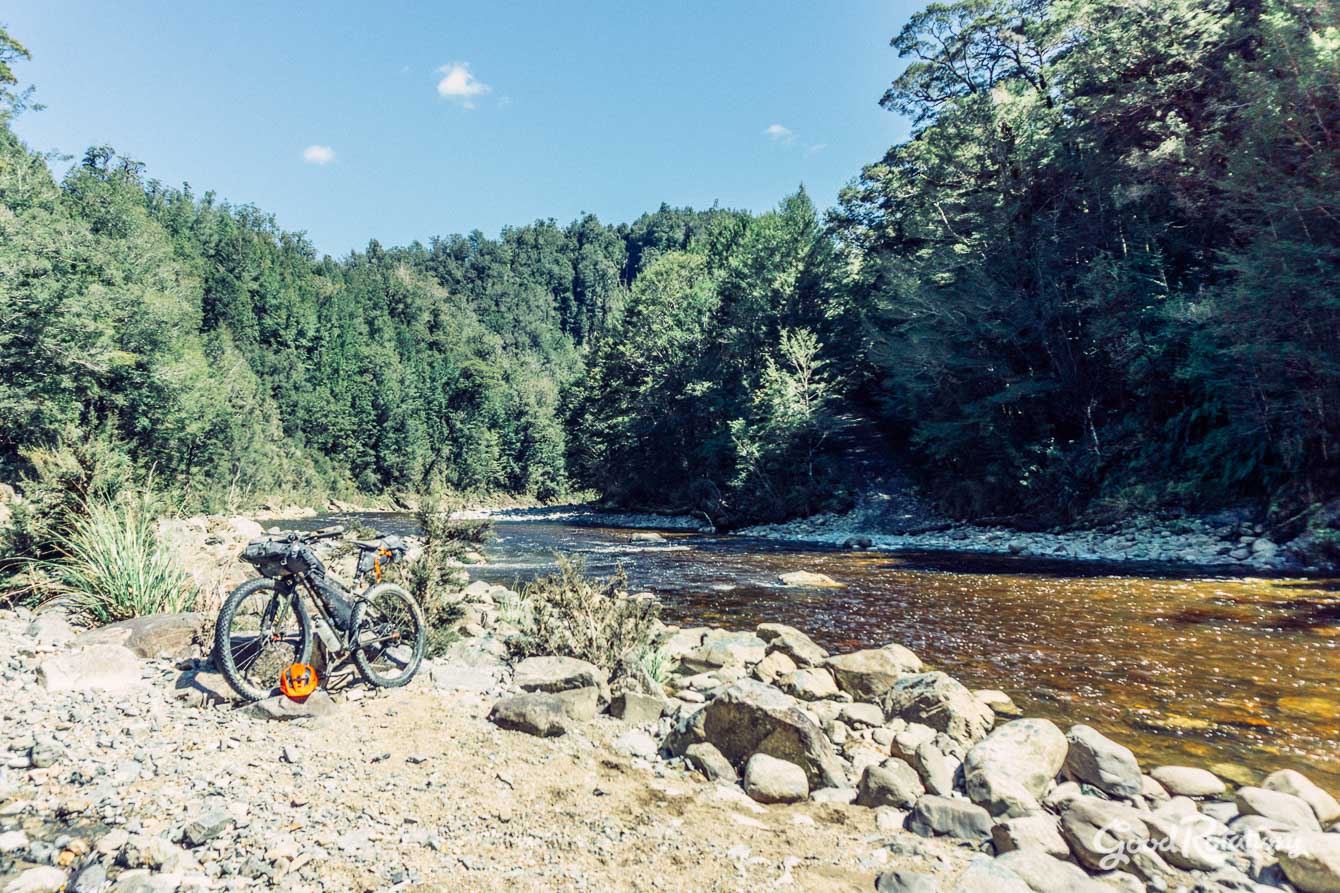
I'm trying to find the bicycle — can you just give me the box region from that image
[213,526,426,701]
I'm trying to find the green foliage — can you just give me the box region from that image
[510,557,659,677]
[37,490,196,623]
[0,435,133,592]
[834,0,1340,520]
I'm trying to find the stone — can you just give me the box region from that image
[2,867,68,893]
[991,814,1070,859]
[910,740,954,796]
[777,570,842,588]
[949,857,1032,893]
[906,795,993,845]
[778,667,839,701]
[856,759,925,809]
[995,849,1109,893]
[665,679,846,789]
[1150,765,1225,799]
[1059,797,1150,873]
[182,808,234,847]
[810,787,858,804]
[119,834,200,874]
[513,656,605,693]
[612,729,659,761]
[825,646,923,701]
[242,690,338,721]
[1064,724,1142,800]
[553,685,601,721]
[1278,832,1340,893]
[974,689,1023,717]
[488,693,571,737]
[77,612,207,658]
[0,830,28,852]
[1236,785,1323,831]
[67,862,106,893]
[838,702,884,728]
[697,633,767,669]
[756,623,829,667]
[875,871,939,892]
[881,672,994,746]
[1142,813,1226,871]
[609,691,668,724]
[891,723,937,761]
[1262,769,1340,826]
[25,612,75,644]
[683,742,736,783]
[752,649,798,684]
[37,644,145,694]
[962,718,1067,818]
[428,663,502,692]
[173,669,239,706]
[743,753,809,804]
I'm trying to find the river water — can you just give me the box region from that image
[305,511,1340,791]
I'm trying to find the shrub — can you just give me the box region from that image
[511,556,659,678]
[1,435,133,590]
[41,491,196,624]
[392,489,495,658]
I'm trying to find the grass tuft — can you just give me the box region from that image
[42,491,196,624]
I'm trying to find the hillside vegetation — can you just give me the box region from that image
[1,0,1337,536]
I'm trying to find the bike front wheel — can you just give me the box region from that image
[214,578,313,701]
[350,582,426,688]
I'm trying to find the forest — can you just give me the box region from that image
[1,0,1338,535]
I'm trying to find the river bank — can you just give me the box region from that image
[463,500,1311,574]
[4,547,1338,892]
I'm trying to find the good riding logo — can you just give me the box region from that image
[1092,814,1305,871]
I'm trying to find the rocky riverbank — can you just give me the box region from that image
[4,545,1339,892]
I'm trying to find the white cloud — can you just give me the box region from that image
[806,142,827,155]
[302,145,336,165]
[437,62,490,108]
[764,123,795,143]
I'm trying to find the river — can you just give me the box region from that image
[302,510,1340,791]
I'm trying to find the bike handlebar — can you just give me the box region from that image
[294,525,345,543]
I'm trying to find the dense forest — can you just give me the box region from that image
[1,0,1338,535]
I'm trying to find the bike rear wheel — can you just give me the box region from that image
[350,582,425,688]
[214,578,313,701]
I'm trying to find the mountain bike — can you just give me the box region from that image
[213,526,426,701]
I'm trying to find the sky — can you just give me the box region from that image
[4,1,919,257]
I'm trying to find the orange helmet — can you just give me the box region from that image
[279,663,318,700]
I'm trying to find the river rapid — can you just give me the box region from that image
[301,511,1340,791]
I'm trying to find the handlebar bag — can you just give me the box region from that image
[240,539,290,578]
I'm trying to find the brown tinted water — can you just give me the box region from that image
[314,513,1340,791]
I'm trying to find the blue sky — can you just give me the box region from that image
[4,1,918,256]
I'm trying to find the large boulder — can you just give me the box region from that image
[513,656,606,693]
[752,650,798,684]
[25,612,76,645]
[1263,769,1340,827]
[949,857,1031,893]
[881,672,994,746]
[874,871,939,893]
[991,814,1070,859]
[995,850,1110,893]
[1059,797,1149,874]
[743,753,809,804]
[825,646,922,701]
[778,667,839,701]
[664,679,846,789]
[1055,724,1141,799]
[962,718,1067,818]
[906,795,993,845]
[684,742,737,783]
[1236,786,1323,831]
[488,693,572,737]
[1141,813,1226,871]
[1063,725,1142,800]
[37,644,144,694]
[856,759,925,809]
[756,623,828,667]
[77,612,207,658]
[1149,765,1226,799]
[1279,832,1340,893]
